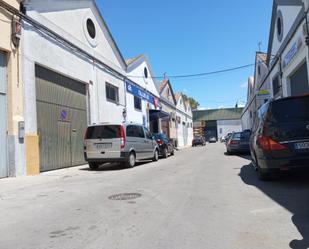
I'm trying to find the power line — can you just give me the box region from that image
[168,63,255,79]
[129,58,274,80]
[128,63,255,80]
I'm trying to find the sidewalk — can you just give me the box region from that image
[0,164,89,195]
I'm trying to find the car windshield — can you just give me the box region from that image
[85,125,120,139]
[232,133,242,140]
[268,97,309,123]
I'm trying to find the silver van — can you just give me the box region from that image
[84,123,159,169]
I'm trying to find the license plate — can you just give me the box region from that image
[295,142,309,150]
[96,143,112,150]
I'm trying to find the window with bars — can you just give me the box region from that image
[106,83,119,103]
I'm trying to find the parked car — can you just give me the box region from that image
[84,123,159,169]
[209,136,217,143]
[154,133,175,158]
[192,136,206,147]
[221,133,232,143]
[250,95,309,180]
[226,131,250,154]
[224,133,232,145]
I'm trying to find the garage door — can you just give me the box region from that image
[290,62,309,96]
[35,65,87,172]
[0,52,7,178]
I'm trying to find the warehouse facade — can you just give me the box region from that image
[20,0,127,174]
[193,108,244,141]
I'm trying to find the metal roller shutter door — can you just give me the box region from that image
[35,65,87,172]
[0,52,7,178]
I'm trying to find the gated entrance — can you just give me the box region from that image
[35,65,87,172]
[0,52,7,178]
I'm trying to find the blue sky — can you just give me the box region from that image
[98,0,273,109]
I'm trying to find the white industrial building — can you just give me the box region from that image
[126,55,162,133]
[242,0,309,130]
[20,0,127,174]
[175,93,193,147]
[194,108,243,141]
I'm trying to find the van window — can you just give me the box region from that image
[126,125,135,137]
[268,97,309,123]
[144,127,153,139]
[137,126,145,138]
[126,125,145,138]
[85,125,120,139]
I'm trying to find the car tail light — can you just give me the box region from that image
[229,140,238,145]
[156,139,164,145]
[84,128,89,139]
[257,135,287,151]
[120,125,126,149]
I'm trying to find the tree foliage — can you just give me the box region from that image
[182,94,200,110]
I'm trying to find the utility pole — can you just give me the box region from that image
[258,42,262,52]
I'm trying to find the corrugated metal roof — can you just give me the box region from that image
[193,108,244,121]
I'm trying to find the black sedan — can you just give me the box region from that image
[192,136,206,146]
[154,133,175,158]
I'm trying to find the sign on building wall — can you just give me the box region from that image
[282,36,303,69]
[126,81,160,108]
[256,89,271,100]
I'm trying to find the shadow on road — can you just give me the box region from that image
[79,161,151,172]
[224,152,252,161]
[239,164,309,249]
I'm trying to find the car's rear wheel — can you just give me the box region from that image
[153,149,159,161]
[89,162,99,170]
[126,152,136,168]
[163,148,168,158]
[255,154,272,181]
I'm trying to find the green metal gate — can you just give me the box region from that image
[35,65,87,172]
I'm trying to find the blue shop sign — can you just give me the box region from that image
[126,81,158,106]
[282,36,303,69]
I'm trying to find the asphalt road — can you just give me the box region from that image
[0,143,309,249]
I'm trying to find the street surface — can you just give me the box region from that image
[0,143,308,249]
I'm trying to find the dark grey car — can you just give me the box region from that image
[84,123,159,169]
[226,131,250,154]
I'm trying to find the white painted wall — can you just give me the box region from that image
[271,5,302,57]
[127,60,159,98]
[217,120,242,139]
[22,2,126,138]
[176,96,193,147]
[126,57,160,128]
[241,110,251,131]
[281,20,308,97]
[24,0,125,73]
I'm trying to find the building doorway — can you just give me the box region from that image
[35,65,87,172]
[290,62,309,96]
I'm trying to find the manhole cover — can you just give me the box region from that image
[108,193,141,201]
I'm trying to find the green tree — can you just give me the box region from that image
[182,94,200,110]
